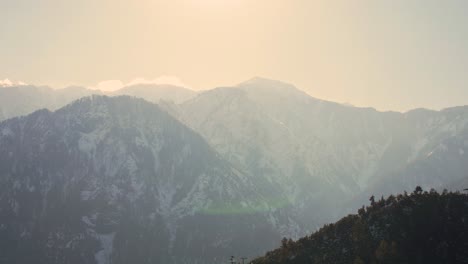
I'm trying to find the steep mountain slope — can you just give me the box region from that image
[179,77,468,232]
[251,189,468,264]
[179,79,400,231]
[180,86,337,231]
[0,96,291,264]
[237,77,404,191]
[240,78,468,208]
[352,106,468,206]
[113,84,196,104]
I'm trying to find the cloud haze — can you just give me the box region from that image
[89,76,191,92]
[1,1,468,110]
[0,79,27,87]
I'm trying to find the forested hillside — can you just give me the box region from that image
[251,188,468,264]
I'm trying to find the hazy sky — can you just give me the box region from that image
[1,0,468,111]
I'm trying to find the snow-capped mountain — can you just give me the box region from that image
[0,77,467,262]
[178,77,468,227]
[178,78,392,228]
[0,96,294,264]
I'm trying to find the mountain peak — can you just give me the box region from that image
[237,76,320,104]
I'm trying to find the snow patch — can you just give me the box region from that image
[81,190,94,201]
[20,229,28,238]
[79,133,98,155]
[108,184,122,201]
[82,216,95,227]
[1,128,13,137]
[94,232,115,264]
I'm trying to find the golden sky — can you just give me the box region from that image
[1,0,468,111]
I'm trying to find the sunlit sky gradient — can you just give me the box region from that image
[1,0,468,111]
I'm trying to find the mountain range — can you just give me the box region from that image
[0,77,467,263]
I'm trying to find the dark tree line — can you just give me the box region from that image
[251,187,468,264]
